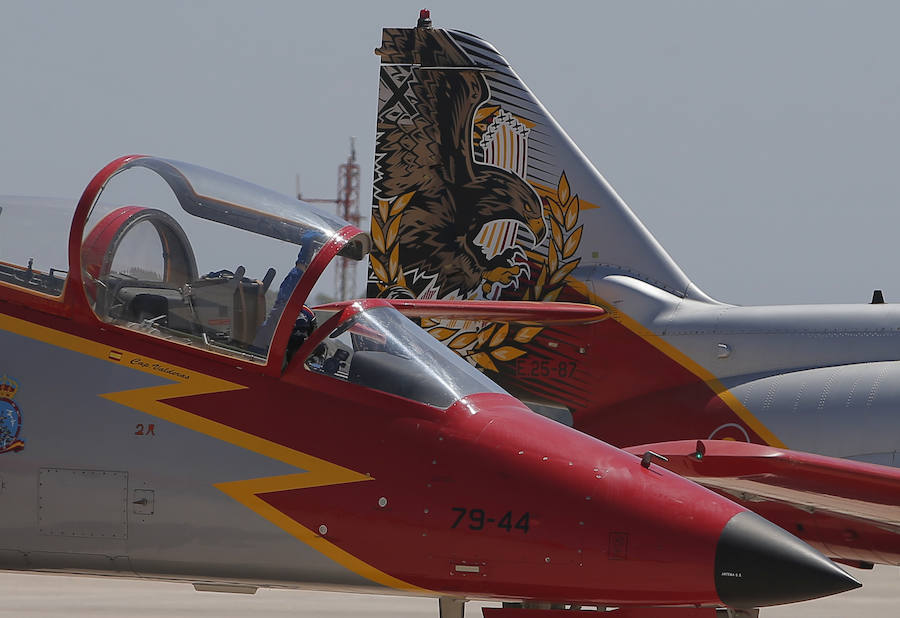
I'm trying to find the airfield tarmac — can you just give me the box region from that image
[0,566,894,618]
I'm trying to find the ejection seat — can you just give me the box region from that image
[83,206,277,353]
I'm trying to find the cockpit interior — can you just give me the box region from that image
[76,157,364,362]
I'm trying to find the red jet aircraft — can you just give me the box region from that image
[0,155,859,616]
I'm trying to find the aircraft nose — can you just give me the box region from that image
[715,511,861,608]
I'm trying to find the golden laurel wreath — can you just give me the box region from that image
[423,320,543,372]
[369,191,415,293]
[526,171,583,302]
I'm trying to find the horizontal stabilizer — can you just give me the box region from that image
[316,300,607,325]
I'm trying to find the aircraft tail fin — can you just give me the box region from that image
[367,19,713,306]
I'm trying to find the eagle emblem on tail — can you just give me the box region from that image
[369,27,545,301]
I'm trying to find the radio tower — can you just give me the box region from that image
[297,138,361,300]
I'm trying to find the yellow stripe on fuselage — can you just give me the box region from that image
[563,280,786,448]
[0,311,427,592]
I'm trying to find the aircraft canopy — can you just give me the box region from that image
[78,156,369,364]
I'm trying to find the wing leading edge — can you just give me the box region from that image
[317,299,608,325]
[624,440,900,563]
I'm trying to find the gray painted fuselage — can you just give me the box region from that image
[0,329,380,592]
[592,272,900,464]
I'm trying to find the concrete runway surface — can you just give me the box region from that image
[0,566,894,617]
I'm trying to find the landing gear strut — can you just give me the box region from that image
[439,597,465,618]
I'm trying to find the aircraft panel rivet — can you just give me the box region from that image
[378,497,388,507]
[318,525,327,535]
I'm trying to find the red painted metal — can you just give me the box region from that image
[178,386,743,604]
[624,440,900,493]
[482,609,717,618]
[80,205,145,300]
[66,155,147,322]
[411,289,900,565]
[624,440,900,565]
[407,283,900,564]
[318,299,608,325]
[431,294,760,446]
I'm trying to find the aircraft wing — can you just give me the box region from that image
[318,299,608,324]
[623,440,900,533]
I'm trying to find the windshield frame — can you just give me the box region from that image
[286,298,509,409]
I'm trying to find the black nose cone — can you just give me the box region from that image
[715,511,861,608]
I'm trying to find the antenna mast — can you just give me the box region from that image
[297,138,361,300]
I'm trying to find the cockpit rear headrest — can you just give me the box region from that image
[338,232,372,261]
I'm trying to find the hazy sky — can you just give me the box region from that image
[2,1,899,305]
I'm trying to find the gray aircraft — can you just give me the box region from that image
[367,13,900,571]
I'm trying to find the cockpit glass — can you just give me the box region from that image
[306,305,507,408]
[109,219,165,281]
[153,158,348,237]
[79,157,365,363]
